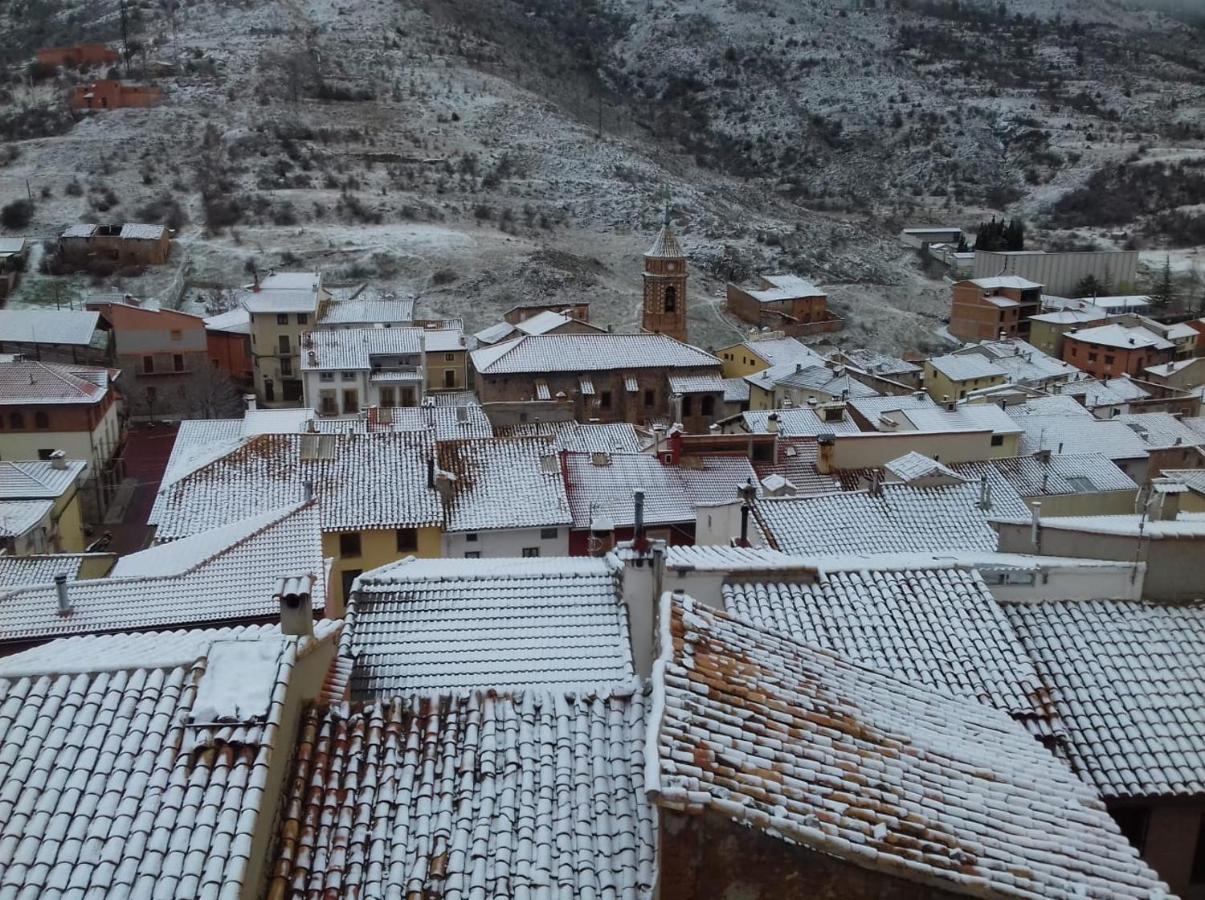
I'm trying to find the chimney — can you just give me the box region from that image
[736,480,758,547]
[671,392,683,427]
[456,405,469,424]
[1030,501,1042,549]
[652,424,666,457]
[669,428,683,466]
[303,479,314,501]
[244,393,257,412]
[943,395,955,412]
[817,432,836,475]
[633,490,647,551]
[54,574,72,615]
[869,469,881,498]
[275,574,314,637]
[434,468,456,502]
[49,449,67,470]
[766,413,780,435]
[978,474,992,511]
[588,511,615,557]
[426,456,435,489]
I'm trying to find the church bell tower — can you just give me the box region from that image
[642,204,688,342]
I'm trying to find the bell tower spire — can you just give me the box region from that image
[641,201,688,342]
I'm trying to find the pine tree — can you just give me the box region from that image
[1150,256,1176,308]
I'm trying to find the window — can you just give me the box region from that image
[278,334,291,354]
[599,391,612,410]
[276,313,289,325]
[340,569,362,599]
[663,285,677,312]
[465,532,478,542]
[297,313,309,325]
[540,527,558,540]
[396,528,418,552]
[145,386,157,404]
[170,329,182,341]
[379,387,395,407]
[173,354,185,372]
[682,395,693,416]
[339,532,362,557]
[143,355,155,374]
[34,411,49,429]
[343,390,359,414]
[1088,352,1098,362]
[444,370,456,389]
[280,357,293,377]
[1191,815,1205,886]
[320,372,334,382]
[1105,354,1115,365]
[990,434,1004,447]
[264,380,275,403]
[38,448,54,460]
[341,371,356,381]
[445,353,454,362]
[522,547,540,558]
[320,392,337,415]
[464,551,480,559]
[701,395,715,416]
[1111,806,1150,855]
[644,389,655,408]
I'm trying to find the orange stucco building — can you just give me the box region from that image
[1061,323,1176,379]
[37,43,119,69]
[70,80,163,111]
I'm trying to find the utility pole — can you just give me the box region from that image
[120,0,130,76]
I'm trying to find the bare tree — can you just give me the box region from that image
[178,364,246,419]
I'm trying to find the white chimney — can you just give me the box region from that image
[1030,501,1042,549]
[54,573,72,615]
[244,393,257,412]
[456,405,469,423]
[275,574,315,637]
[49,449,67,470]
[978,474,992,511]
[766,413,780,435]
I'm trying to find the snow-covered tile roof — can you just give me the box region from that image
[899,403,1023,435]
[741,406,861,436]
[751,437,843,495]
[1067,323,1175,351]
[420,327,471,352]
[831,347,921,377]
[345,556,633,696]
[723,567,1058,735]
[473,320,516,344]
[847,392,937,423]
[0,309,99,346]
[300,325,423,370]
[160,419,246,487]
[317,287,414,326]
[1063,376,1150,407]
[1024,512,1205,539]
[429,389,479,407]
[269,684,654,898]
[755,477,1029,556]
[1007,393,1097,419]
[952,453,1137,496]
[721,377,750,403]
[202,306,250,333]
[0,623,337,898]
[240,288,320,314]
[1160,468,1205,496]
[969,275,1043,290]
[1116,412,1205,449]
[564,452,756,528]
[257,271,321,292]
[0,237,26,255]
[744,273,824,300]
[437,438,570,532]
[962,340,1079,384]
[650,594,1169,898]
[514,309,575,335]
[1004,599,1205,799]
[668,373,726,393]
[0,503,325,644]
[883,451,966,483]
[60,223,97,238]
[0,358,112,406]
[471,334,719,374]
[1029,307,1109,325]
[1014,414,1152,461]
[746,362,881,398]
[926,352,1007,382]
[739,336,826,367]
[1146,357,1200,377]
[0,553,93,590]
[0,500,53,537]
[0,459,86,499]
[495,421,643,453]
[118,222,165,240]
[151,432,442,537]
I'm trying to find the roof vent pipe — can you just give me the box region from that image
[1030,501,1042,549]
[54,574,72,615]
[303,480,314,502]
[978,474,992,511]
[633,490,647,551]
